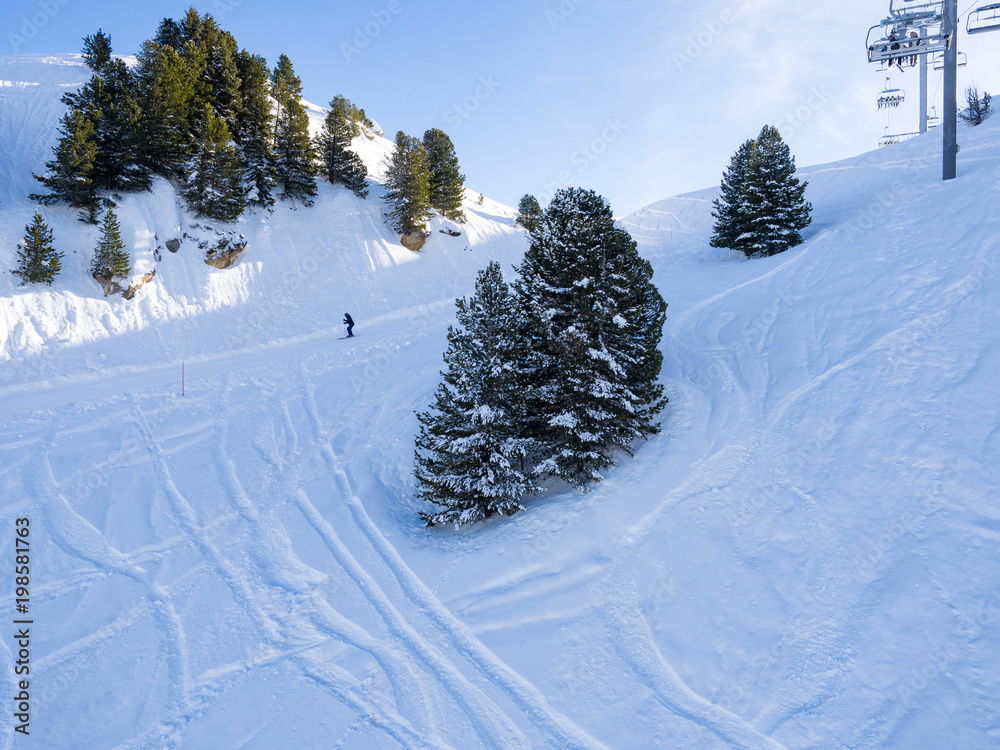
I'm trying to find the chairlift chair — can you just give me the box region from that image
[888,0,944,21]
[877,78,906,109]
[879,129,920,147]
[967,3,1000,34]
[931,51,967,70]
[927,106,941,129]
[866,20,950,65]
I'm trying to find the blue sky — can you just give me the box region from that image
[6,0,1000,216]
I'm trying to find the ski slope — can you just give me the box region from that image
[1,54,999,749]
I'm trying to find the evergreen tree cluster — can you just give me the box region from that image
[415,188,668,527]
[31,9,371,224]
[710,125,812,258]
[383,128,466,235]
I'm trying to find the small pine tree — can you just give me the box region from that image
[711,126,811,258]
[515,194,543,233]
[383,131,432,235]
[315,96,369,198]
[30,109,100,223]
[422,128,465,221]
[271,54,317,205]
[12,213,62,286]
[81,29,112,72]
[515,188,666,489]
[90,207,131,281]
[415,261,536,526]
[959,84,993,126]
[183,105,245,221]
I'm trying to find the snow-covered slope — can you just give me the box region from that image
[2,54,1000,749]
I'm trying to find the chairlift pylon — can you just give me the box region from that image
[966,3,1000,34]
[877,77,906,109]
[932,50,966,69]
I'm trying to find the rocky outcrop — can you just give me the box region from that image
[166,238,181,253]
[93,269,156,299]
[401,233,428,252]
[439,227,462,237]
[205,238,248,269]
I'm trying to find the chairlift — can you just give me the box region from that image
[879,127,920,147]
[967,3,1000,34]
[927,106,941,129]
[888,0,944,21]
[931,51,967,70]
[866,20,950,65]
[877,78,906,109]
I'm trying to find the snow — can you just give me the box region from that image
[2,53,1000,749]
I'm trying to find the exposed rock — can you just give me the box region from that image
[166,238,181,253]
[401,233,428,252]
[439,228,462,237]
[93,268,156,300]
[205,238,248,269]
[123,270,156,300]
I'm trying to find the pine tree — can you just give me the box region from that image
[315,96,369,198]
[709,138,754,252]
[383,131,432,235]
[515,194,543,233]
[135,41,196,178]
[29,109,100,223]
[81,29,112,72]
[235,51,276,208]
[740,126,812,257]
[183,105,245,221]
[415,261,536,526]
[12,213,62,286]
[422,128,465,221]
[62,59,150,194]
[959,84,993,126]
[153,17,183,49]
[270,54,317,205]
[90,207,131,281]
[515,188,666,489]
[710,126,811,258]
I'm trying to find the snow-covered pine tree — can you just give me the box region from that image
[709,137,754,252]
[315,96,369,198]
[605,227,668,433]
[29,109,100,223]
[415,261,536,526]
[383,131,432,235]
[740,125,812,257]
[135,41,196,179]
[81,29,112,72]
[12,212,62,286]
[515,194,543,233]
[515,188,666,489]
[712,126,811,258]
[270,54,317,205]
[182,105,245,221]
[235,50,276,208]
[90,207,130,281]
[422,128,465,222]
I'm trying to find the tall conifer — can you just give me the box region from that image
[315,96,369,198]
[90,207,131,281]
[383,131,432,235]
[415,261,536,526]
[422,128,465,221]
[270,54,317,205]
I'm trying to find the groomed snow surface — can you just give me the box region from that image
[1,55,999,749]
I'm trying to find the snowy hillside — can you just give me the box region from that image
[2,53,1000,749]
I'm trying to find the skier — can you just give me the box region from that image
[343,312,355,338]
